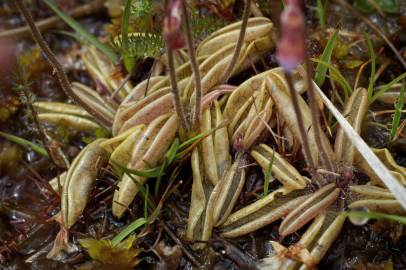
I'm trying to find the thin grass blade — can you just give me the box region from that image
[263,149,275,196]
[314,30,338,86]
[390,79,405,142]
[316,0,326,30]
[371,72,406,103]
[43,0,118,64]
[0,131,48,157]
[111,217,147,246]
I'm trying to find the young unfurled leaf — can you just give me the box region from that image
[79,235,142,270]
[333,41,349,60]
[344,60,363,69]
[390,80,405,142]
[354,0,399,13]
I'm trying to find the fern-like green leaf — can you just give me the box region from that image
[113,33,164,60]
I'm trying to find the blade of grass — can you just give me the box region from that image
[314,29,339,86]
[364,33,376,100]
[149,167,181,224]
[54,30,82,41]
[312,58,352,101]
[316,0,326,30]
[124,171,157,209]
[166,138,180,165]
[0,131,48,157]
[370,72,406,103]
[144,185,149,220]
[154,159,168,196]
[177,121,228,151]
[175,123,228,160]
[111,161,163,178]
[43,0,118,64]
[155,138,179,195]
[390,79,405,142]
[347,210,406,225]
[111,217,147,246]
[263,148,275,196]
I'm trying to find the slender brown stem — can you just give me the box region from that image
[166,46,189,131]
[220,0,251,83]
[144,60,157,97]
[161,221,201,268]
[284,71,316,177]
[110,72,131,100]
[14,0,112,130]
[304,57,335,174]
[181,0,202,128]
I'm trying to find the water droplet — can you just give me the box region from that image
[349,207,369,226]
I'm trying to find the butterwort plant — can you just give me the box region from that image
[276,0,317,179]
[276,0,334,185]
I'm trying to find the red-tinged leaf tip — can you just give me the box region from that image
[233,133,245,152]
[163,0,185,50]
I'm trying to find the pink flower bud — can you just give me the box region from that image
[276,4,305,72]
[280,5,305,36]
[163,0,185,50]
[276,35,305,72]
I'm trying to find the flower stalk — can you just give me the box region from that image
[180,0,202,128]
[277,0,335,182]
[164,0,189,131]
[220,0,251,83]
